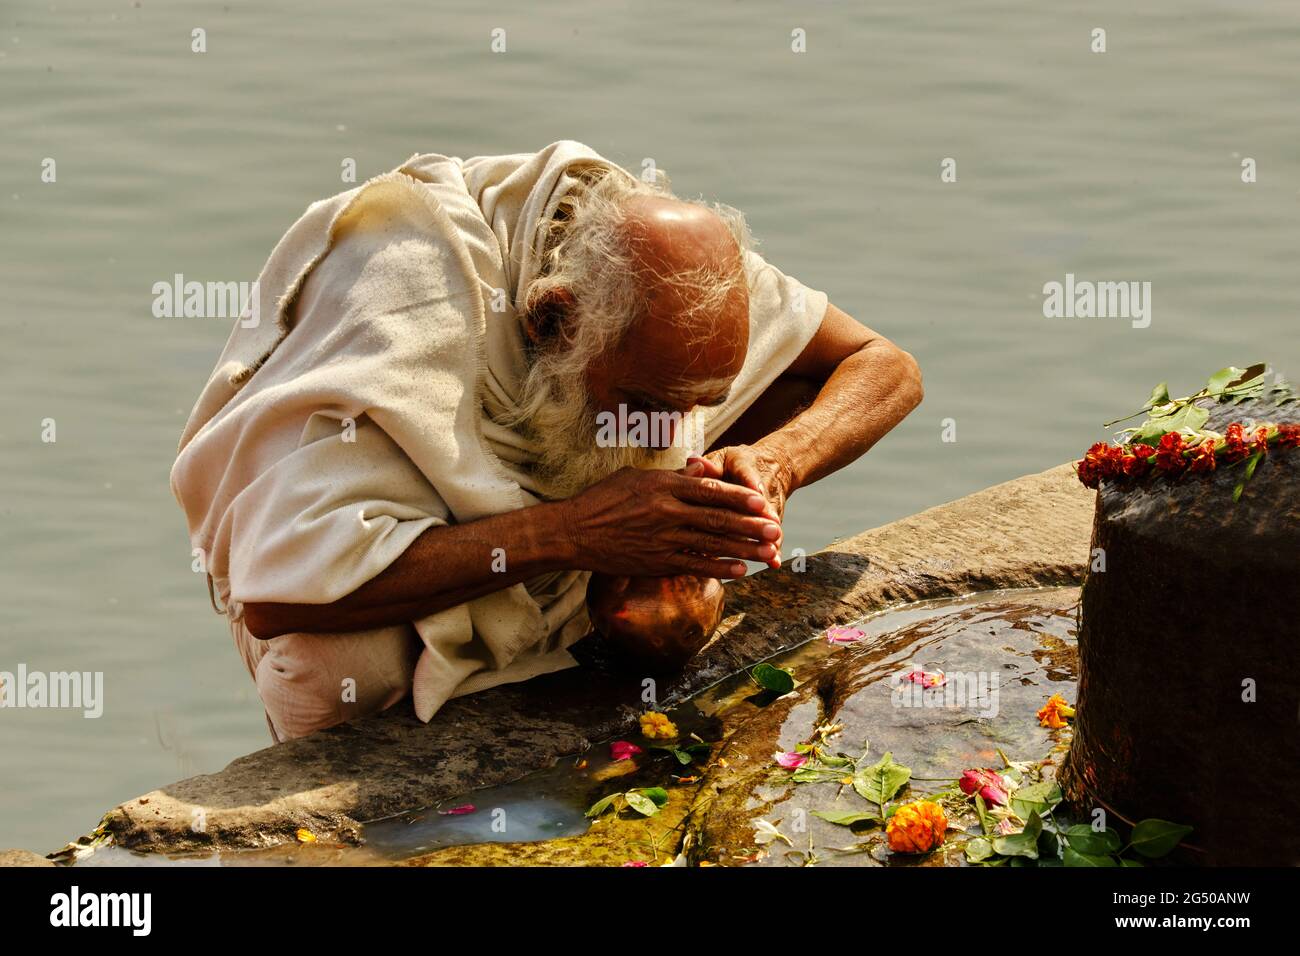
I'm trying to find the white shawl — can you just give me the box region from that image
[171,141,827,722]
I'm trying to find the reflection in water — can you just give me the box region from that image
[69,587,1078,866]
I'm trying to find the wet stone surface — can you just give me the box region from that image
[688,587,1080,867]
[70,587,1083,868]
[68,464,1092,859]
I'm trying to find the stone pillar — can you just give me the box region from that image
[1060,398,1300,865]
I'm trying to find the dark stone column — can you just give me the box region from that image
[1060,395,1300,865]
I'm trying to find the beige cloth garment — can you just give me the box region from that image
[172,141,828,725]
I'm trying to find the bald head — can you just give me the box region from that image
[511,173,753,496]
[599,195,750,409]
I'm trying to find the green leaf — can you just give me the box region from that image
[852,752,912,808]
[1064,824,1115,856]
[1146,382,1171,409]
[974,793,993,836]
[751,663,795,695]
[1226,363,1267,391]
[637,786,669,807]
[655,743,710,765]
[1063,846,1118,867]
[1206,366,1245,398]
[791,766,839,783]
[1010,781,1062,821]
[1129,819,1193,858]
[624,791,662,817]
[1130,403,1209,446]
[1244,450,1263,481]
[992,811,1041,859]
[1037,828,1060,859]
[964,837,995,863]
[810,809,882,827]
[1119,857,1145,867]
[585,793,620,818]
[1208,364,1266,401]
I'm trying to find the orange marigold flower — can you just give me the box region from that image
[1276,424,1300,449]
[1037,693,1076,729]
[1249,426,1270,457]
[886,800,948,854]
[639,711,678,740]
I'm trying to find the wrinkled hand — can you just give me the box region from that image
[684,445,793,567]
[562,467,782,579]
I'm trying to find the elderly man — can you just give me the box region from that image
[172,142,921,742]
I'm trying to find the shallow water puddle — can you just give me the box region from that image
[71,587,1079,866]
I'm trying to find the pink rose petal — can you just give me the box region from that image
[902,666,946,688]
[774,750,809,769]
[610,740,644,761]
[826,626,866,645]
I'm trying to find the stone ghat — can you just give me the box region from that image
[49,464,1093,859]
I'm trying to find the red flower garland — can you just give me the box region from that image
[1076,422,1300,489]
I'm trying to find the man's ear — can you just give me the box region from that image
[522,287,576,345]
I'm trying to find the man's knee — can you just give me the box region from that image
[254,628,418,741]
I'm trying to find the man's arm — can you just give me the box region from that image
[698,302,923,529]
[241,469,782,639]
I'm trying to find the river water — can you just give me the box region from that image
[1,0,1296,853]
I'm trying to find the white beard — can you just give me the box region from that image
[513,352,698,500]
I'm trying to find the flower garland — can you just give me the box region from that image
[1077,422,1300,490]
[1075,365,1300,500]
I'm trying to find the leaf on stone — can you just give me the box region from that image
[586,793,621,818]
[624,790,664,817]
[1129,819,1193,858]
[1231,449,1263,501]
[852,752,912,808]
[1130,403,1209,446]
[1009,780,1062,821]
[964,837,995,863]
[1063,846,1118,867]
[1225,363,1267,390]
[1064,824,1115,856]
[810,809,882,827]
[1208,364,1266,401]
[992,811,1041,859]
[751,663,795,695]
[974,792,993,836]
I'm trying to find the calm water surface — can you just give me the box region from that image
[1,0,1296,852]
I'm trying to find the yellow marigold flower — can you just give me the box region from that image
[639,711,678,740]
[886,800,948,854]
[1037,693,1076,729]
[295,828,316,843]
